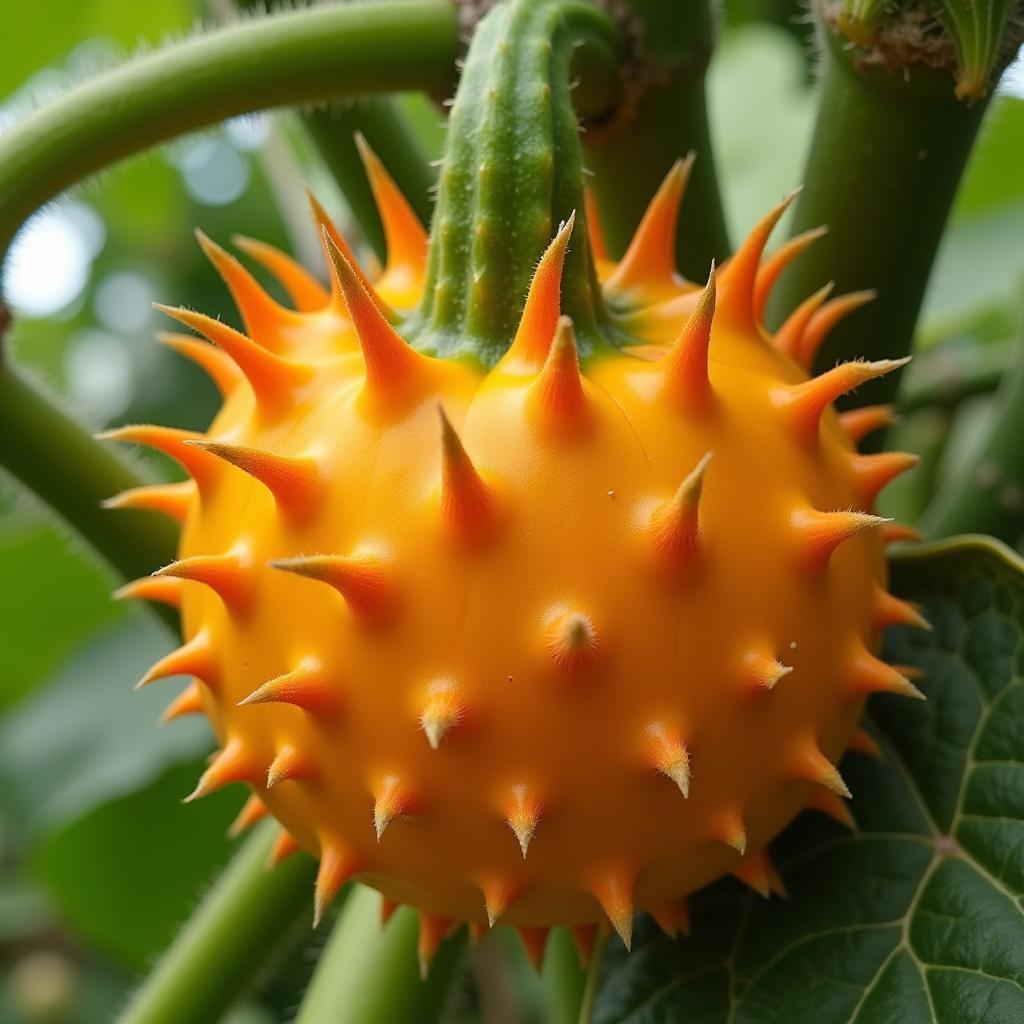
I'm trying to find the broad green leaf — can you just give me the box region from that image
[0,522,124,709]
[0,615,211,838]
[33,760,241,970]
[593,536,1024,1023]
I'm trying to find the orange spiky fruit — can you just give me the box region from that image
[103,0,924,970]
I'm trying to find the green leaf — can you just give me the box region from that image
[0,615,211,838]
[33,759,241,971]
[593,536,1024,1023]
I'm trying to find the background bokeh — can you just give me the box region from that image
[0,3,1022,1021]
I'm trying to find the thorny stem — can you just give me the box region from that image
[0,1,462,270]
[0,351,178,625]
[295,885,466,1024]
[583,0,730,279]
[769,8,988,420]
[119,822,317,1024]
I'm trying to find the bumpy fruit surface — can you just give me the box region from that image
[104,0,925,967]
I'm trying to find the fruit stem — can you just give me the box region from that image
[302,99,437,265]
[0,1,462,271]
[583,0,730,279]
[0,347,177,626]
[577,928,610,1024]
[541,928,588,1023]
[119,822,317,1024]
[768,10,989,419]
[920,332,1024,542]
[294,885,466,1024]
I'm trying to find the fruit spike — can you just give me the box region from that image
[571,923,599,966]
[545,610,599,672]
[649,897,690,938]
[847,727,884,760]
[787,737,851,798]
[839,404,897,445]
[481,877,518,927]
[153,551,250,609]
[743,649,793,693]
[154,305,313,414]
[354,133,428,278]
[659,262,716,410]
[591,871,634,950]
[374,774,416,841]
[97,425,219,491]
[753,225,828,324]
[881,521,924,546]
[314,842,361,927]
[709,807,747,854]
[504,784,542,858]
[160,681,205,724]
[849,451,921,507]
[798,289,877,370]
[228,794,269,837]
[776,358,910,443]
[417,912,453,978]
[873,586,932,631]
[643,720,690,798]
[137,631,216,689]
[269,830,301,867]
[306,188,380,309]
[157,332,243,397]
[438,406,494,538]
[806,787,856,830]
[271,554,394,624]
[195,229,296,341]
[648,451,713,572]
[114,575,184,610]
[186,440,320,521]
[380,896,399,925]
[323,232,430,403]
[418,678,466,749]
[790,507,891,573]
[267,744,317,789]
[232,234,329,312]
[717,188,800,326]
[848,650,926,700]
[239,659,336,719]
[102,481,195,524]
[528,316,589,435]
[506,214,575,368]
[516,926,551,970]
[772,281,834,361]
[731,850,779,898]
[184,738,257,802]
[605,154,693,300]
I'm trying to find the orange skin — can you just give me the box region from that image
[108,154,922,951]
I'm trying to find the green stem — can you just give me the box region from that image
[295,885,466,1024]
[583,0,730,278]
[876,406,952,525]
[0,1,461,268]
[768,14,988,417]
[898,337,1015,414]
[577,929,609,1024]
[119,822,317,1024]
[301,99,436,264]
[920,334,1024,542]
[541,928,588,1024]
[0,357,178,617]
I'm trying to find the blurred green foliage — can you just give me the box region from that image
[0,2,1021,1021]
